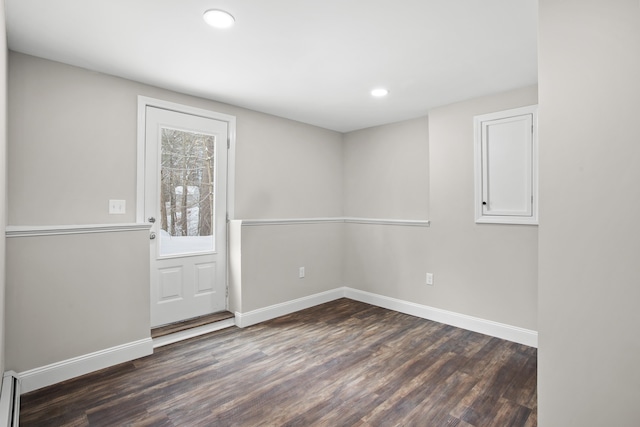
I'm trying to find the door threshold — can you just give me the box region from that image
[152,311,235,338]
[152,311,235,348]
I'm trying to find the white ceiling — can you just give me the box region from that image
[5,0,538,133]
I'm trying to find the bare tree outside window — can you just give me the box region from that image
[159,128,215,255]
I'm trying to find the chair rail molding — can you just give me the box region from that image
[6,223,151,238]
[239,217,430,227]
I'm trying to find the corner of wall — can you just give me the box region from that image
[228,220,243,314]
[0,0,8,376]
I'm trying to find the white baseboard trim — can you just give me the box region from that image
[15,288,536,394]
[234,287,537,347]
[17,338,153,394]
[235,288,346,328]
[344,288,538,348]
[153,318,236,349]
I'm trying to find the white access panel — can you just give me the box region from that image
[474,105,538,225]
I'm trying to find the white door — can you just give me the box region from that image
[473,105,538,225]
[481,113,533,217]
[144,106,228,327]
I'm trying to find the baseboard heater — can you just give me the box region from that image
[0,372,19,427]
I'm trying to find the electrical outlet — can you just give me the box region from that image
[426,273,434,286]
[109,199,126,214]
[299,267,305,278]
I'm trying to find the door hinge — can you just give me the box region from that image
[227,138,230,149]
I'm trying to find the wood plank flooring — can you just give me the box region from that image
[20,298,537,426]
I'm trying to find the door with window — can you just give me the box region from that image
[144,105,228,327]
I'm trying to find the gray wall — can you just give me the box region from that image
[236,114,343,219]
[428,86,538,330]
[343,116,432,304]
[538,1,640,425]
[7,52,344,371]
[344,87,538,331]
[0,0,7,375]
[240,223,343,313]
[8,52,343,225]
[6,231,150,372]
[343,117,429,219]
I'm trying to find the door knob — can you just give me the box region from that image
[150,232,156,240]
[148,217,156,223]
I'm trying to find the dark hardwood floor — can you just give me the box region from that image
[20,298,537,426]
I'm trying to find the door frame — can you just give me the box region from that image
[136,96,236,312]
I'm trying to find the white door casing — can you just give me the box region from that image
[137,97,236,327]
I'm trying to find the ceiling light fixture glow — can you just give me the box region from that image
[371,88,389,97]
[203,9,235,29]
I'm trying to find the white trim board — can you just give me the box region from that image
[17,338,153,394]
[6,223,150,238]
[235,288,345,327]
[240,217,345,226]
[17,288,536,393]
[236,287,537,348]
[240,217,430,227]
[153,318,236,349]
[343,288,538,348]
[344,218,430,227]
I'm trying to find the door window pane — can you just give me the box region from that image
[159,128,215,256]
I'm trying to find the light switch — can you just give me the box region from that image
[109,199,126,214]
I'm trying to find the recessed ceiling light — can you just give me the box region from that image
[203,9,235,29]
[371,88,389,97]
